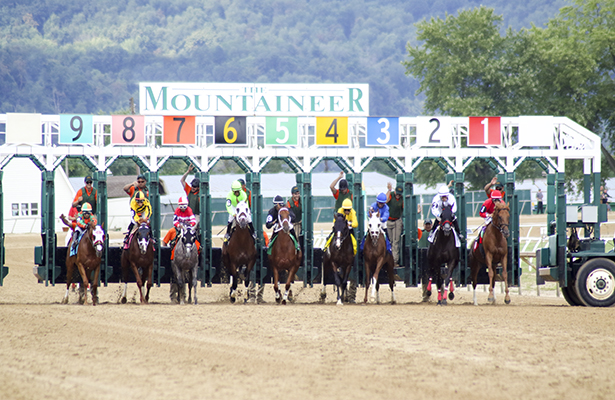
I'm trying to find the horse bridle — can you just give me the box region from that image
[492,207,510,234]
[333,218,350,248]
[277,207,292,232]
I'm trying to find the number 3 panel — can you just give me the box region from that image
[416,116,452,147]
[111,115,145,145]
[163,116,196,145]
[59,115,94,144]
[366,117,399,146]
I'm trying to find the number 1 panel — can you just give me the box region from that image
[265,117,298,146]
[163,116,196,145]
[416,116,452,147]
[366,117,399,146]
[59,115,94,145]
[468,116,501,146]
[111,115,145,145]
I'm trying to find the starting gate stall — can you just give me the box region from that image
[0,86,604,298]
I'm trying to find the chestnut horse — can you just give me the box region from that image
[321,213,355,305]
[268,208,302,304]
[469,201,510,305]
[171,223,199,305]
[120,221,155,304]
[62,222,105,305]
[363,212,396,304]
[222,201,257,303]
[425,205,459,305]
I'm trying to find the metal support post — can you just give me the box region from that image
[453,173,467,285]
[504,172,520,286]
[297,173,314,287]
[547,173,556,235]
[351,172,363,287]
[146,171,161,285]
[199,171,212,286]
[398,172,416,286]
[0,171,6,285]
[41,170,57,285]
[249,172,264,285]
[94,170,109,286]
[556,172,567,287]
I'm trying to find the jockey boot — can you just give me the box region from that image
[122,234,129,250]
[224,221,232,242]
[453,219,463,240]
[290,228,299,245]
[248,222,257,240]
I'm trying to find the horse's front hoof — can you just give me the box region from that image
[230,296,236,304]
[61,297,68,305]
[282,299,287,305]
[336,299,343,306]
[448,292,455,301]
[426,290,432,297]
[121,297,127,304]
[504,297,511,305]
[441,298,447,306]
[437,300,442,306]
[488,296,495,304]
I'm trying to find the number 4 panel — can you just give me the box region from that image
[163,116,196,145]
[111,115,145,145]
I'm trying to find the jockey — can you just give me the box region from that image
[265,195,299,246]
[162,197,197,248]
[123,190,152,248]
[429,185,462,242]
[479,189,504,227]
[224,179,256,241]
[360,193,392,253]
[323,198,358,254]
[61,202,97,252]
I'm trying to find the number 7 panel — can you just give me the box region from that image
[163,116,196,145]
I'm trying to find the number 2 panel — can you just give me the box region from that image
[59,115,94,144]
[416,116,452,147]
[111,115,145,145]
[163,116,196,145]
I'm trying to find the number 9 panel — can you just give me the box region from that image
[59,115,94,145]
[111,115,145,145]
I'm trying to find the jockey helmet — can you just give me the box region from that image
[342,198,353,210]
[273,195,284,204]
[291,185,300,194]
[376,192,387,203]
[438,185,449,197]
[231,180,242,191]
[178,197,188,206]
[339,179,348,190]
[135,191,145,201]
[491,190,503,200]
[191,178,200,188]
[81,202,92,213]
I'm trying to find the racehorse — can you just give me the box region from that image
[425,204,459,305]
[469,201,511,305]
[120,221,155,304]
[171,223,199,305]
[321,213,355,305]
[222,201,257,303]
[268,208,302,304]
[62,222,105,305]
[363,212,396,304]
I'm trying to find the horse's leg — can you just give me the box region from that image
[469,251,480,306]
[284,263,299,305]
[172,261,184,305]
[486,253,496,304]
[332,262,343,305]
[191,263,198,305]
[447,259,457,302]
[131,261,146,304]
[502,251,510,304]
[273,267,281,304]
[363,259,371,304]
[76,261,90,305]
[144,264,153,304]
[371,254,387,303]
[385,254,396,304]
[63,258,74,304]
[91,264,100,306]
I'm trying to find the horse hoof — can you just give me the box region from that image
[336,299,343,306]
[282,300,287,305]
[121,297,127,304]
[505,298,511,305]
[448,292,455,301]
[275,296,282,304]
[61,297,68,305]
[441,299,447,306]
[437,300,442,306]
[426,290,432,297]
[488,297,495,304]
[230,296,236,304]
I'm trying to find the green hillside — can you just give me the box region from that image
[0,0,566,116]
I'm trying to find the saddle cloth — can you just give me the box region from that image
[266,232,300,256]
[427,225,461,247]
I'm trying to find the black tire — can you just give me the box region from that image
[575,258,615,307]
[561,285,584,307]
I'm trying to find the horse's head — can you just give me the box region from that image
[440,204,454,237]
[278,207,292,233]
[92,225,105,257]
[235,201,251,229]
[136,222,151,254]
[332,213,349,250]
[368,212,381,244]
[179,223,196,254]
[493,202,510,238]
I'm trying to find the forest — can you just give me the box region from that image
[3,0,613,187]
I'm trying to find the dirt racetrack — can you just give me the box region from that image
[1,233,614,400]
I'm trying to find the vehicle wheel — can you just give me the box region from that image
[561,285,584,306]
[574,258,615,307]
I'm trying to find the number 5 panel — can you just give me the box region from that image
[111,115,145,145]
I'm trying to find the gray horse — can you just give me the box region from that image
[171,224,199,304]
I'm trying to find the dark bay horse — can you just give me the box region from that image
[62,222,105,305]
[222,201,257,303]
[321,213,355,305]
[363,212,396,304]
[469,201,510,305]
[268,208,302,304]
[121,221,155,304]
[426,205,459,305]
[171,223,199,305]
